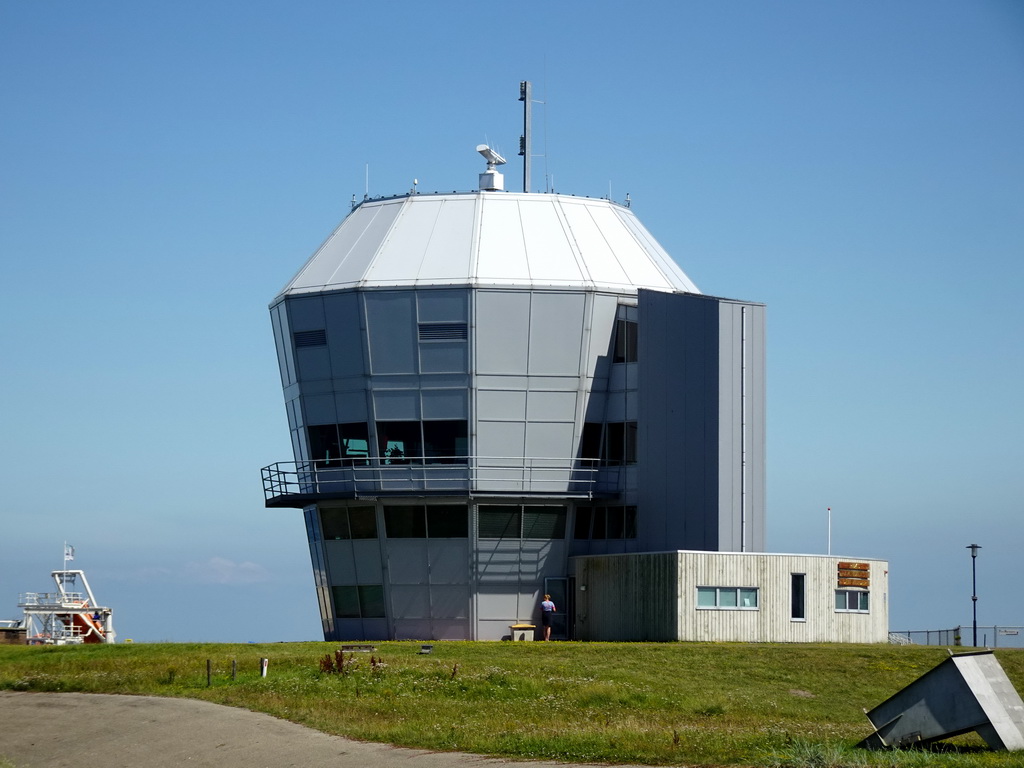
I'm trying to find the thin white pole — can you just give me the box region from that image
[827,508,832,556]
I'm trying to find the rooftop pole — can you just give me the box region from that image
[519,81,531,193]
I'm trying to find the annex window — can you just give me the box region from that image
[320,506,377,540]
[791,573,806,621]
[613,318,638,363]
[339,423,370,465]
[331,584,385,619]
[697,586,759,610]
[835,590,870,613]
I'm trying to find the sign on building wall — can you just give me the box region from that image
[838,562,870,589]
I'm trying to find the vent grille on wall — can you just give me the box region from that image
[294,329,327,347]
[418,322,468,341]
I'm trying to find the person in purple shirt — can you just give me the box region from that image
[540,594,556,641]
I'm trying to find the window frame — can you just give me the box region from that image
[696,586,760,610]
[834,589,870,613]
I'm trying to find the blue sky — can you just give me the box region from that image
[1,1,1021,642]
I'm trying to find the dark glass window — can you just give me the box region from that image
[427,505,468,538]
[339,422,370,465]
[384,505,427,538]
[624,506,638,539]
[320,509,350,540]
[603,422,637,465]
[332,586,360,618]
[478,506,521,539]
[308,425,341,466]
[358,585,386,618]
[605,423,624,465]
[574,507,593,539]
[377,421,422,464]
[791,574,806,620]
[580,423,603,464]
[591,508,607,539]
[347,507,378,539]
[522,506,566,539]
[613,318,638,363]
[606,506,625,539]
[423,420,468,464]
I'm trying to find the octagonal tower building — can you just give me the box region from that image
[264,152,765,641]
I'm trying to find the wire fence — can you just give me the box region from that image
[889,626,1024,649]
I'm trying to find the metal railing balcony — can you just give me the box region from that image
[261,456,623,506]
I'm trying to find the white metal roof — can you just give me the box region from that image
[276,191,700,299]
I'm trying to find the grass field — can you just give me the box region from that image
[1,641,1023,767]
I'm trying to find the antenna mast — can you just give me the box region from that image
[518,81,532,193]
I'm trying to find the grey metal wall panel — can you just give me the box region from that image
[324,541,357,583]
[392,619,433,640]
[366,292,418,374]
[476,291,531,373]
[587,294,619,379]
[420,342,468,373]
[430,585,470,618]
[427,541,470,584]
[421,389,468,420]
[527,391,577,422]
[475,543,523,583]
[287,296,327,331]
[637,290,719,552]
[352,541,383,582]
[390,585,431,619]
[431,620,471,639]
[303,394,336,425]
[373,390,420,420]
[296,347,332,381]
[525,421,575,460]
[323,292,366,378]
[528,292,585,375]
[477,390,527,421]
[334,390,368,423]
[476,421,526,460]
[386,541,429,584]
[418,289,469,322]
[476,589,519,620]
[271,304,296,387]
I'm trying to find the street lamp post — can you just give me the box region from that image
[966,544,981,647]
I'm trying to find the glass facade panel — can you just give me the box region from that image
[332,586,360,618]
[320,508,350,540]
[574,507,592,539]
[358,585,386,618]
[339,422,370,465]
[426,505,468,538]
[697,587,717,608]
[739,588,758,608]
[377,421,421,464]
[478,506,521,539]
[423,420,468,464]
[348,507,378,539]
[384,505,426,538]
[308,424,341,466]
[523,506,566,539]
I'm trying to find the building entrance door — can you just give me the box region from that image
[544,577,569,640]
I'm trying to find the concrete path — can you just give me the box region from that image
[0,692,650,768]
